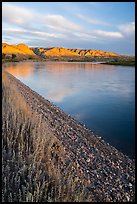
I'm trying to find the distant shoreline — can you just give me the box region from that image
[2,57,135,67]
[2,43,135,66]
[100,61,135,66]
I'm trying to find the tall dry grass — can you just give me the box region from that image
[2,71,92,202]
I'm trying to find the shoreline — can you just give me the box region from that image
[100,62,135,66]
[3,70,135,202]
[2,56,135,66]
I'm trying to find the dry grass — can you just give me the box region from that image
[2,71,92,202]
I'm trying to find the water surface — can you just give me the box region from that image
[4,61,135,159]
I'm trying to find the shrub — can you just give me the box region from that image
[2,53,6,59]
[12,54,16,60]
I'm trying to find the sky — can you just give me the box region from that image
[2,2,135,55]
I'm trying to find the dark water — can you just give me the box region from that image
[4,61,135,159]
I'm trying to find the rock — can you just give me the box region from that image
[129,183,132,188]
[86,158,90,163]
[126,195,130,201]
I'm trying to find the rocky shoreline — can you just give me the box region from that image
[3,70,135,202]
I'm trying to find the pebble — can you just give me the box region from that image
[86,158,90,163]
[129,183,132,188]
[126,195,130,202]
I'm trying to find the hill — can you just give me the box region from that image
[2,43,35,55]
[32,47,119,58]
[2,43,119,59]
[2,43,122,63]
[2,43,39,61]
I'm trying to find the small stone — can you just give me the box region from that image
[126,196,130,202]
[119,185,122,189]
[129,183,132,187]
[86,158,90,163]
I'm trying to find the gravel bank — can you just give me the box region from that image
[3,70,135,202]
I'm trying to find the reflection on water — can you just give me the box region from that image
[4,62,34,77]
[5,61,135,159]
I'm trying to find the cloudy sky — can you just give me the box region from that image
[2,2,135,55]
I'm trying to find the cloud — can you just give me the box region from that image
[119,22,135,33]
[2,3,81,34]
[77,14,110,26]
[3,28,59,39]
[43,15,81,33]
[92,30,123,39]
[2,3,35,27]
[46,87,74,102]
[2,2,121,40]
[118,22,135,40]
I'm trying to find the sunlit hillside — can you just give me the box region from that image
[33,47,119,57]
[2,43,35,55]
[2,42,120,58]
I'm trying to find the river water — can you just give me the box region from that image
[4,61,135,159]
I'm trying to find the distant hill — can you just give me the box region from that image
[2,43,120,61]
[2,43,36,55]
[32,47,119,57]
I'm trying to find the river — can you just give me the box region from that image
[4,61,135,159]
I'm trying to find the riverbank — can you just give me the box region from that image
[2,70,135,202]
[2,54,135,66]
[101,56,135,66]
[2,70,91,202]
[101,61,135,66]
